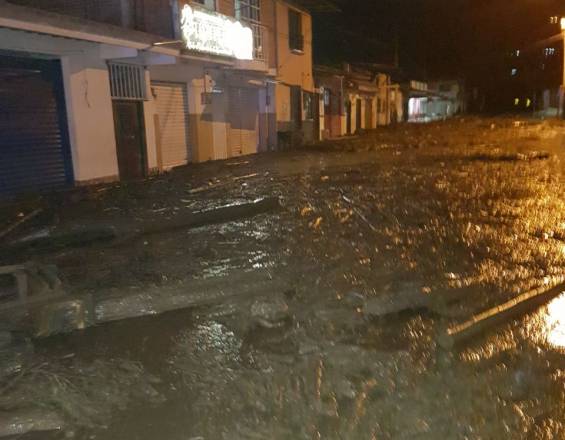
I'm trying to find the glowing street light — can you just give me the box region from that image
[562,18,565,118]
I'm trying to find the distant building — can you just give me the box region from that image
[402,79,465,123]
[314,63,402,140]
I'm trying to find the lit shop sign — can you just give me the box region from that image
[180,4,253,60]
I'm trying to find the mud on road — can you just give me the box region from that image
[2,117,565,439]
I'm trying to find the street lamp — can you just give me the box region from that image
[561,18,565,118]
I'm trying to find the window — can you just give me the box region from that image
[303,92,314,120]
[236,0,263,59]
[288,9,304,52]
[323,89,331,107]
[236,0,260,22]
[193,0,216,10]
[108,63,147,100]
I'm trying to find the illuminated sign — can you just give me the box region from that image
[180,4,253,60]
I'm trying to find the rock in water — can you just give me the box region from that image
[0,408,64,438]
[363,288,431,317]
[250,296,289,328]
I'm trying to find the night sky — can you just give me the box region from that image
[311,0,565,84]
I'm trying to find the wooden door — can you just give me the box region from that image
[113,100,147,180]
[356,98,362,132]
[365,98,373,129]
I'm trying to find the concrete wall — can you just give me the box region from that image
[0,28,120,184]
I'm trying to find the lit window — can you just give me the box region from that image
[303,91,314,120]
[544,47,556,56]
[511,68,517,76]
[514,98,520,106]
[323,89,331,106]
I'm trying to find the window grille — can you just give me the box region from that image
[108,63,147,100]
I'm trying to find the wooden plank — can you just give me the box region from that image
[438,277,565,348]
[0,209,43,242]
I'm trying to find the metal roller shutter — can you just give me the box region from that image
[228,87,259,157]
[0,55,73,197]
[152,82,191,169]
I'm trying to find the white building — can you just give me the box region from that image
[0,0,282,197]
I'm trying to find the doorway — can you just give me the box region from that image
[365,98,373,129]
[356,98,362,133]
[112,100,147,180]
[290,86,302,130]
[345,100,352,135]
[0,53,74,197]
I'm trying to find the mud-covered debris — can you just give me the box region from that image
[6,225,117,255]
[468,150,550,162]
[0,408,64,438]
[438,278,565,349]
[0,336,33,379]
[363,288,431,317]
[250,296,290,329]
[33,295,94,338]
[0,358,163,430]
[341,291,365,308]
[0,209,43,243]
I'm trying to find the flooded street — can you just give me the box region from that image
[3,118,565,439]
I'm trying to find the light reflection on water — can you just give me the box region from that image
[545,293,565,348]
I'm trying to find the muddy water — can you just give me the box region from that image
[4,119,565,439]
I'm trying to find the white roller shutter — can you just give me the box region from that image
[228,87,259,157]
[152,82,191,169]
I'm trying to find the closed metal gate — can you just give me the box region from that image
[152,82,191,169]
[0,55,73,197]
[228,88,258,157]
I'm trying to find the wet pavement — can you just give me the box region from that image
[2,117,565,438]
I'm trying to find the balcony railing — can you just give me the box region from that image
[233,21,269,71]
[249,22,265,60]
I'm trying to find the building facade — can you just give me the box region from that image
[0,0,312,197]
[273,1,316,146]
[315,64,401,140]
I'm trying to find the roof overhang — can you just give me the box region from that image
[0,0,177,57]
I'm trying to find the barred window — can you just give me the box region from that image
[235,0,263,60]
[108,63,147,101]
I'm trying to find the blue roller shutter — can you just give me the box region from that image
[0,54,74,198]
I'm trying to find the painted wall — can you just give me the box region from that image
[150,61,269,162]
[274,1,314,92]
[149,61,214,162]
[0,28,120,184]
[274,1,314,143]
